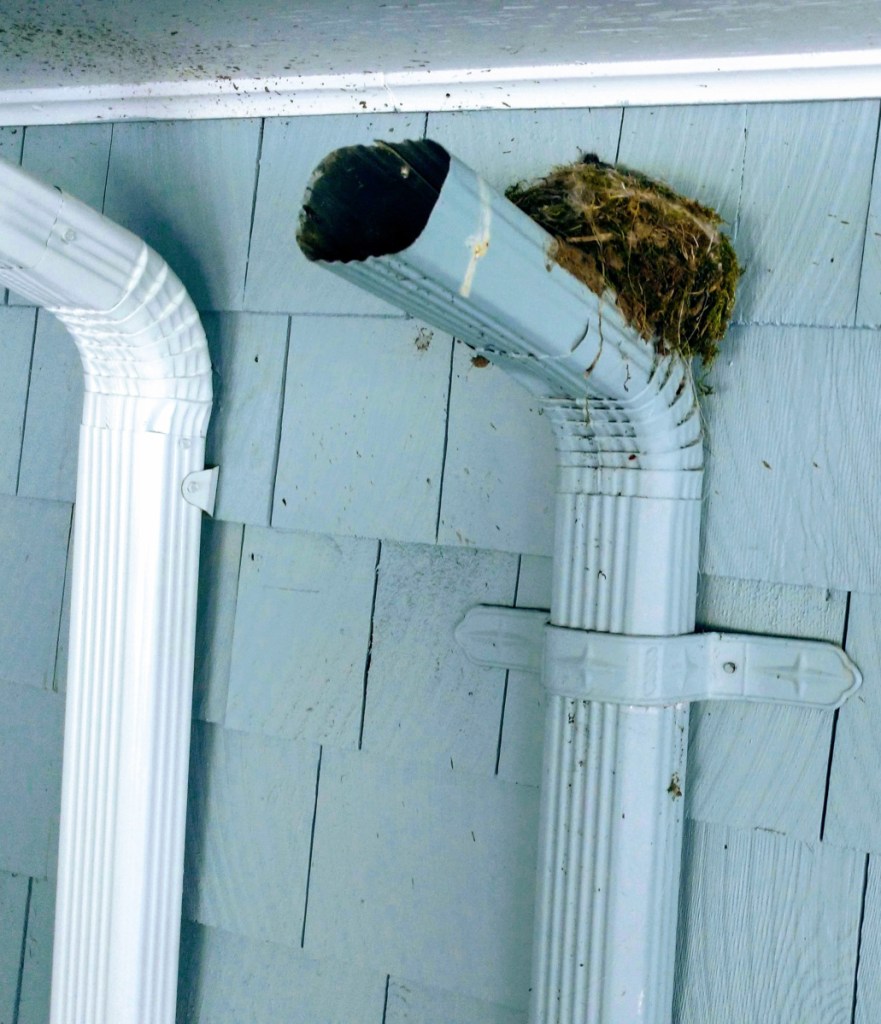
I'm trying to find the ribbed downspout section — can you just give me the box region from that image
[0,158,211,1024]
[531,389,701,1023]
[532,700,688,1023]
[56,429,203,1022]
[295,140,705,1024]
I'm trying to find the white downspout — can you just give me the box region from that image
[0,158,213,1024]
[297,139,701,1023]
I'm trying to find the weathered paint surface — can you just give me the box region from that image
[16,313,82,504]
[0,126,23,163]
[16,878,54,1024]
[825,592,881,852]
[3,0,876,94]
[438,341,556,556]
[386,976,526,1024]
[225,528,377,746]
[191,519,243,725]
[854,857,880,1024]
[735,101,879,325]
[1,100,881,1022]
[103,119,262,312]
[201,313,289,526]
[0,873,29,1022]
[700,324,881,591]
[360,542,518,773]
[0,496,70,691]
[176,920,387,1024]
[0,681,63,878]
[0,308,35,495]
[674,822,864,1023]
[306,748,539,1007]
[272,317,452,543]
[428,107,623,193]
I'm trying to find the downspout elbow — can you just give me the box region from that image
[0,157,212,436]
[297,139,701,479]
[297,142,703,633]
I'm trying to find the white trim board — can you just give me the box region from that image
[3,49,881,127]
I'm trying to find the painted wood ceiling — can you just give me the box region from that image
[0,0,879,91]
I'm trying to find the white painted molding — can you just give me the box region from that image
[2,49,881,127]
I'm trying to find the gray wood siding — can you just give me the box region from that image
[1,100,880,1022]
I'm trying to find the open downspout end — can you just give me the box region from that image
[297,138,451,264]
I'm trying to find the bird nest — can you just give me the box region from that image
[505,157,740,366]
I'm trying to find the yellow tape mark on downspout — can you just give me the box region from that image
[460,177,492,298]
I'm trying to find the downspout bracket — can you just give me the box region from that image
[455,605,861,710]
[182,466,219,516]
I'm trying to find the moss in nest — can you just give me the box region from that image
[505,156,740,365]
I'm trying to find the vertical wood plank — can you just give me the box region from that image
[617,104,747,228]
[438,340,555,557]
[21,123,112,209]
[306,748,539,1009]
[688,575,846,841]
[244,112,423,315]
[103,119,262,311]
[514,555,552,611]
[426,107,622,192]
[0,681,63,878]
[177,920,387,1024]
[0,126,23,164]
[496,555,551,786]
[736,100,878,325]
[17,311,81,505]
[699,323,881,592]
[674,821,864,1024]
[854,856,879,1024]
[0,127,23,306]
[494,668,544,786]
[192,519,243,726]
[386,976,526,1024]
[0,307,35,496]
[697,574,846,642]
[856,119,881,325]
[825,592,881,853]
[16,878,54,1024]
[183,723,319,947]
[202,312,289,526]
[361,542,518,775]
[51,509,75,696]
[0,495,70,691]
[225,528,378,747]
[0,872,28,1024]
[271,317,451,545]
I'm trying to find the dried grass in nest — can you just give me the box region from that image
[505,156,740,366]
